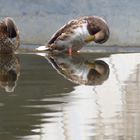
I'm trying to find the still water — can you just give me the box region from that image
[0,52,140,140]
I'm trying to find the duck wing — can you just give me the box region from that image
[48,18,83,45]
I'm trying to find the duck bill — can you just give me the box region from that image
[84,35,95,43]
[85,61,95,69]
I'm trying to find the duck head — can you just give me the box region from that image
[85,16,110,44]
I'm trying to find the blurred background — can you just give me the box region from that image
[0,0,140,46]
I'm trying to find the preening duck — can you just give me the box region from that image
[36,16,109,54]
[0,17,20,53]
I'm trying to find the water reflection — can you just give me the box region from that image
[0,53,140,140]
[31,53,140,140]
[43,53,109,85]
[0,54,20,92]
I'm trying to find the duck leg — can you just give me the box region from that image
[68,47,72,56]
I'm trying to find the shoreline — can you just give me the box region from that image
[18,44,140,54]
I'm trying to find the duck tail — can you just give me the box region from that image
[35,45,50,51]
[4,17,18,38]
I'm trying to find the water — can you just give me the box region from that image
[0,52,140,140]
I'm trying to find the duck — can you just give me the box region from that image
[36,16,109,54]
[0,17,20,54]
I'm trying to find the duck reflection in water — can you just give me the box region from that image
[46,53,109,85]
[0,54,20,92]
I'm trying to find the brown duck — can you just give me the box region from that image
[36,16,110,55]
[0,17,20,53]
